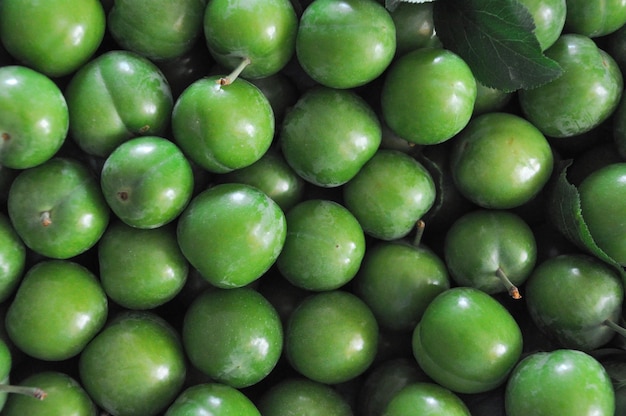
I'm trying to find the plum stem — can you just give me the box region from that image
[218,57,251,86]
[412,220,426,247]
[495,267,521,299]
[40,211,52,227]
[0,384,46,400]
[604,319,626,339]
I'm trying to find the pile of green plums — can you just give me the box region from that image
[2,0,626,415]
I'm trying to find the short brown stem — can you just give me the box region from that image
[217,57,252,86]
[40,211,52,227]
[0,384,46,400]
[495,267,521,299]
[413,220,426,247]
[117,191,129,201]
[1,132,9,141]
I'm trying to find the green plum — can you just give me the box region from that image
[100,136,194,229]
[79,311,187,416]
[357,358,431,416]
[5,260,108,361]
[171,75,275,173]
[0,0,105,77]
[220,147,306,212]
[517,0,566,50]
[355,240,450,332]
[389,2,441,57]
[525,254,624,351]
[505,349,615,416]
[412,287,523,394]
[285,290,379,384]
[203,0,298,79]
[450,112,554,209]
[1,371,96,416]
[107,0,207,61]
[257,377,352,416]
[176,183,286,288]
[564,0,626,37]
[444,209,537,298]
[280,86,382,187]
[383,382,471,416]
[381,47,476,145]
[578,162,626,265]
[0,66,68,169]
[0,213,25,303]
[165,383,261,416]
[518,34,623,138]
[472,83,513,116]
[182,287,283,388]
[7,157,110,259]
[276,199,366,291]
[98,221,188,310]
[248,73,299,123]
[342,149,436,240]
[296,0,396,89]
[65,50,174,157]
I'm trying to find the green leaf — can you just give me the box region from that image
[433,0,563,92]
[547,159,626,278]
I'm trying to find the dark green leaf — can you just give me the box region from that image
[547,159,625,278]
[433,0,563,92]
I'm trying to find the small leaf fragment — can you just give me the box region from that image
[547,159,625,278]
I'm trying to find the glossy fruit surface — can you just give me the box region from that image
[525,254,624,351]
[518,34,623,138]
[296,0,396,88]
[257,377,352,416]
[518,0,566,50]
[505,349,615,416]
[98,221,188,310]
[100,136,194,229]
[382,382,471,416]
[578,162,626,265]
[355,240,450,331]
[358,358,431,416]
[182,287,283,388]
[107,0,206,60]
[564,0,626,37]
[285,290,378,384]
[165,383,261,416]
[450,112,554,209]
[65,50,174,157]
[0,213,25,303]
[6,260,108,361]
[204,0,298,78]
[221,148,306,212]
[0,0,105,77]
[1,371,96,416]
[412,287,523,394]
[172,75,274,173]
[79,311,187,416]
[176,183,286,288]
[389,2,441,56]
[7,157,110,259]
[280,86,381,187]
[444,209,537,296]
[0,65,68,169]
[381,47,476,145]
[342,149,436,240]
[277,199,366,291]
